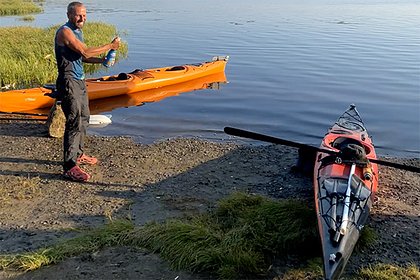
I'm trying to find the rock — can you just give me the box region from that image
[46,101,66,138]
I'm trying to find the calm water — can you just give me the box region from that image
[1,0,419,157]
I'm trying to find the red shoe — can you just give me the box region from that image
[77,154,98,165]
[64,166,91,182]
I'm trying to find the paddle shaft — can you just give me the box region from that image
[224,127,420,173]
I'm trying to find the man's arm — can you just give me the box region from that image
[57,27,120,60]
[82,57,105,64]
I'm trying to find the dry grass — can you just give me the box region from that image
[0,176,42,203]
[277,259,323,280]
[0,219,134,271]
[356,263,420,280]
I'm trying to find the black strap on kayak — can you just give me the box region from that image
[321,143,369,168]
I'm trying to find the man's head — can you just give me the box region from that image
[67,2,86,29]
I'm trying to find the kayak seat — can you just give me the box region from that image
[131,71,155,80]
[166,66,186,71]
[332,137,361,150]
[320,138,370,168]
[117,73,129,80]
[332,137,371,155]
[98,73,130,81]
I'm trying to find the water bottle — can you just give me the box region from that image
[103,49,117,68]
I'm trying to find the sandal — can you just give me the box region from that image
[64,166,91,182]
[77,154,98,165]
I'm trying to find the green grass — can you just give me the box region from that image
[355,225,377,252]
[0,0,43,16]
[0,23,127,89]
[0,219,133,271]
[279,262,420,280]
[356,263,420,280]
[129,192,319,279]
[0,193,318,279]
[280,258,324,280]
[0,192,402,280]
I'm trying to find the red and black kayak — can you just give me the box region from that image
[313,105,379,280]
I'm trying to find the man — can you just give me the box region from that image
[55,1,120,181]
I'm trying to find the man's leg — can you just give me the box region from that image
[61,78,84,171]
[78,81,90,156]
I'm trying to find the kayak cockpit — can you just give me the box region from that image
[88,70,156,83]
[330,137,372,156]
[91,72,134,82]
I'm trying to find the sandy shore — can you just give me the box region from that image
[0,119,418,279]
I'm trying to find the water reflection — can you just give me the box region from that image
[24,72,227,117]
[89,72,227,115]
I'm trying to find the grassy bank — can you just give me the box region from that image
[0,193,318,277]
[0,0,44,16]
[0,23,127,89]
[1,192,413,280]
[130,192,319,279]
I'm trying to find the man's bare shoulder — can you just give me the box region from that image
[57,27,74,45]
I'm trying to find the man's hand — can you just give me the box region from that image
[111,37,120,50]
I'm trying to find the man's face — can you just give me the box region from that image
[68,5,87,29]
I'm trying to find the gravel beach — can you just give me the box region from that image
[0,118,418,279]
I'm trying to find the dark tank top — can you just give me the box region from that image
[54,22,85,80]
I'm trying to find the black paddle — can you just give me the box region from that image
[224,126,420,173]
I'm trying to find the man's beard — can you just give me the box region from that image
[76,21,85,29]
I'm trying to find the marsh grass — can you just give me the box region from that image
[279,258,323,280]
[129,192,319,279]
[0,23,127,89]
[357,263,420,280]
[355,225,377,251]
[278,261,420,280]
[0,0,43,16]
[0,192,389,279]
[0,219,134,271]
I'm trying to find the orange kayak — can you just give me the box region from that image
[313,105,378,280]
[0,56,228,113]
[89,72,227,115]
[22,72,227,116]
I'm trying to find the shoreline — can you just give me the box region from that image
[0,119,419,279]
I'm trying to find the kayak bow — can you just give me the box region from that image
[313,105,378,280]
